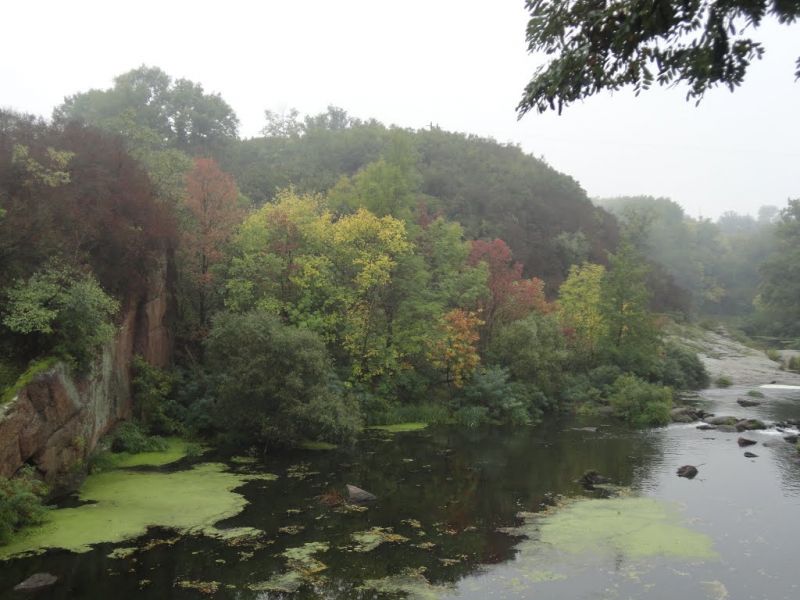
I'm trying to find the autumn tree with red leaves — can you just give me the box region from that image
[427,309,483,389]
[180,157,244,338]
[468,238,550,344]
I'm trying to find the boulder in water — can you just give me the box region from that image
[707,416,739,426]
[783,434,799,444]
[677,465,698,479]
[346,484,377,503]
[578,470,610,489]
[737,399,761,408]
[744,452,758,458]
[738,437,757,447]
[735,419,766,432]
[14,573,58,592]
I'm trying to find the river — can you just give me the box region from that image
[1,376,799,599]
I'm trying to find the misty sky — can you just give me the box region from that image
[2,0,798,219]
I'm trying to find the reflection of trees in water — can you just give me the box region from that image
[0,421,666,599]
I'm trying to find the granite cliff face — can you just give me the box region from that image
[0,258,173,493]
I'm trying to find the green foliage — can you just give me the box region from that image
[715,376,733,388]
[487,312,566,401]
[765,348,782,362]
[0,357,56,405]
[0,466,48,545]
[519,0,800,115]
[757,200,800,336]
[656,342,711,390]
[787,356,800,373]
[2,264,118,372]
[205,310,361,448]
[110,422,168,454]
[131,356,182,435]
[609,375,673,427]
[459,366,545,426]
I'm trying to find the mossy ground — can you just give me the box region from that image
[0,461,270,558]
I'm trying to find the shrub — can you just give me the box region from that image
[205,310,361,449]
[110,422,167,454]
[0,467,48,545]
[452,405,489,428]
[765,348,782,362]
[788,356,800,373]
[715,375,733,388]
[609,374,673,427]
[657,342,710,390]
[132,356,182,435]
[459,366,544,426]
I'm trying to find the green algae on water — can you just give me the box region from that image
[298,440,338,450]
[368,422,428,433]
[104,437,197,468]
[247,541,330,593]
[360,567,452,600]
[535,497,717,560]
[0,462,270,559]
[350,527,409,552]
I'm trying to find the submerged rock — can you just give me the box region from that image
[346,484,377,503]
[707,416,739,426]
[677,465,698,479]
[738,437,757,447]
[14,573,58,592]
[737,399,762,408]
[696,424,717,431]
[783,435,799,444]
[579,470,610,489]
[744,452,758,458]
[671,407,700,423]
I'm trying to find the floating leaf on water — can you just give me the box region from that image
[402,519,422,529]
[107,546,137,559]
[175,580,220,594]
[415,541,436,550]
[278,525,305,535]
[350,527,410,552]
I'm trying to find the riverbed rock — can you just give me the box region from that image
[696,424,717,431]
[346,484,377,503]
[671,407,701,423]
[677,465,698,479]
[783,434,799,444]
[744,452,758,458]
[737,399,761,408]
[717,425,738,433]
[735,419,767,432]
[707,416,739,426]
[578,470,610,488]
[738,437,757,447]
[14,573,58,592]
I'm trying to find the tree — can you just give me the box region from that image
[180,158,244,338]
[427,309,483,388]
[55,65,239,156]
[518,0,800,115]
[757,199,800,335]
[205,310,360,448]
[2,264,119,371]
[468,238,550,345]
[558,262,608,362]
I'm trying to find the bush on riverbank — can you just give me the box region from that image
[0,467,48,545]
[609,374,673,427]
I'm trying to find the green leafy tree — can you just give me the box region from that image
[3,264,119,371]
[757,199,800,335]
[205,310,360,449]
[519,0,800,115]
[558,262,608,362]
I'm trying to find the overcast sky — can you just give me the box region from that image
[2,0,798,219]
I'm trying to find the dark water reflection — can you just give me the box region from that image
[1,386,799,599]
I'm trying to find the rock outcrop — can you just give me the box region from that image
[0,257,173,493]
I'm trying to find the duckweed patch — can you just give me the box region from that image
[0,462,270,558]
[298,440,338,450]
[534,497,716,560]
[360,567,451,600]
[368,422,428,433]
[102,437,196,468]
[247,541,330,593]
[350,527,409,552]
